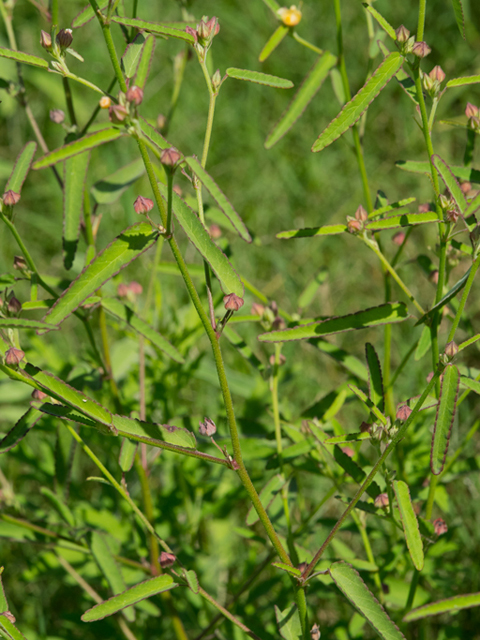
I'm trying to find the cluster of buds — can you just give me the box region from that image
[346,204,368,235]
[186,16,220,59]
[422,65,446,98]
[395,25,416,55]
[252,300,286,332]
[106,85,143,126]
[370,417,398,444]
[439,193,461,224]
[13,255,27,272]
[277,5,302,27]
[466,103,480,132]
[40,28,73,56]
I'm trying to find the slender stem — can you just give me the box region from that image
[351,510,383,600]
[447,253,480,343]
[50,0,58,25]
[302,367,442,579]
[88,0,127,92]
[292,31,323,54]
[166,171,174,236]
[424,474,438,520]
[98,303,122,408]
[129,0,139,40]
[200,67,216,169]
[62,77,77,126]
[417,0,427,42]
[80,76,117,136]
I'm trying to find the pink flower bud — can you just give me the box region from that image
[7,295,21,315]
[56,28,73,49]
[117,283,129,297]
[342,446,354,458]
[185,25,198,44]
[465,103,479,119]
[395,25,410,43]
[156,113,166,130]
[412,41,431,58]
[3,190,20,206]
[355,204,368,222]
[13,256,27,270]
[31,388,47,401]
[108,104,128,124]
[134,196,154,215]
[269,353,286,366]
[429,65,445,83]
[418,202,431,213]
[460,181,472,194]
[199,417,216,436]
[392,231,405,246]
[160,147,181,168]
[5,347,25,367]
[208,224,222,239]
[49,109,65,124]
[433,517,448,535]
[396,404,412,422]
[159,552,176,568]
[40,30,52,51]
[129,281,143,296]
[126,85,144,106]
[347,218,362,234]
[223,293,244,311]
[374,493,389,508]
[444,341,458,359]
[429,270,439,285]
[359,421,372,433]
[310,623,321,640]
[251,303,265,316]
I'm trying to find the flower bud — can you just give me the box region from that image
[346,218,362,234]
[272,315,286,331]
[13,255,27,271]
[296,562,308,574]
[460,181,472,195]
[108,104,128,124]
[5,347,25,367]
[465,103,479,119]
[40,30,52,51]
[396,404,412,422]
[7,295,21,315]
[126,85,144,106]
[422,72,435,94]
[412,41,431,58]
[354,204,368,222]
[56,28,73,50]
[418,202,431,213]
[117,283,129,298]
[224,293,244,311]
[185,25,198,44]
[129,281,143,296]
[310,623,321,640]
[374,493,389,508]
[429,65,445,83]
[359,421,371,433]
[212,69,222,92]
[444,341,458,360]
[278,5,302,27]
[433,518,448,535]
[134,196,154,215]
[159,552,176,568]
[392,231,405,246]
[342,446,354,458]
[160,147,181,169]
[395,25,410,43]
[99,96,111,109]
[429,269,439,285]
[208,224,222,239]
[199,417,217,436]
[3,190,20,206]
[31,388,47,401]
[269,353,286,366]
[49,109,65,124]
[251,303,265,316]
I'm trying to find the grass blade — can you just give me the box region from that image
[226,67,293,89]
[184,157,251,242]
[312,52,403,153]
[258,302,409,343]
[0,46,48,69]
[329,562,406,640]
[134,34,155,90]
[431,364,460,475]
[101,297,184,363]
[5,142,36,194]
[110,16,194,43]
[63,151,90,270]
[91,158,145,205]
[33,128,124,170]
[81,574,177,621]
[451,0,466,39]
[42,222,158,330]
[265,52,336,148]
[403,592,480,622]
[393,480,424,571]
[432,155,467,214]
[159,185,244,296]
[259,25,289,62]
[0,408,43,454]
[365,343,384,412]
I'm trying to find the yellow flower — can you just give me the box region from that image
[99,96,112,109]
[278,5,302,27]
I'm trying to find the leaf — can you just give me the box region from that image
[365,343,384,412]
[63,151,90,270]
[41,223,158,330]
[184,570,199,595]
[274,603,303,640]
[0,408,43,454]
[55,424,75,499]
[403,592,480,622]
[110,16,195,43]
[432,155,467,214]
[246,474,285,526]
[0,575,8,613]
[0,46,48,69]
[184,157,251,242]
[113,415,197,449]
[362,4,397,40]
[226,67,293,89]
[365,211,438,231]
[81,574,177,622]
[416,268,471,325]
[33,128,124,170]
[309,338,368,381]
[266,52,336,148]
[5,142,36,194]
[396,160,480,183]
[0,617,28,640]
[102,298,184,363]
[451,0,466,39]
[415,325,431,361]
[277,224,347,239]
[325,432,371,445]
[459,376,480,395]
[121,32,146,78]
[134,34,155,90]
[348,384,387,426]
[329,562,406,640]
[271,563,302,577]
[159,185,244,296]
[312,52,403,152]
[259,25,289,62]
[71,1,109,28]
[91,158,145,205]
[40,487,75,528]
[262,0,281,13]
[90,532,135,622]
[118,438,137,473]
[258,303,409,343]
[0,318,57,330]
[465,191,480,217]
[139,117,169,152]
[393,481,424,571]
[431,365,460,475]
[447,74,480,88]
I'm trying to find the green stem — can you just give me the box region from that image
[424,474,438,520]
[80,76,117,136]
[405,568,420,611]
[50,0,58,25]
[62,77,77,126]
[292,31,323,55]
[166,171,174,236]
[417,0,427,41]
[199,60,216,169]
[88,0,127,92]
[447,253,480,343]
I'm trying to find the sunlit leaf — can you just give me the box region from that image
[121,32,146,78]
[0,616,28,640]
[5,142,36,194]
[63,151,90,270]
[312,52,403,152]
[277,224,347,239]
[451,0,465,39]
[271,563,302,577]
[362,4,396,39]
[416,268,471,325]
[396,160,480,184]
[274,603,302,640]
[0,46,48,69]
[366,211,438,231]
[0,318,57,330]
[118,438,137,473]
[110,16,194,43]
[447,74,480,88]
[71,1,109,28]
[0,407,43,454]
[266,52,336,148]
[0,575,8,613]
[393,481,424,571]
[403,592,480,622]
[366,343,384,412]
[259,25,289,62]
[431,365,459,475]
[226,67,293,89]
[134,34,155,89]
[184,570,199,594]
[139,117,170,152]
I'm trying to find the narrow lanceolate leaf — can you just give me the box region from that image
[277,224,347,239]
[262,0,281,13]
[40,487,75,528]
[431,365,460,475]
[134,34,155,90]
[33,128,124,170]
[101,297,184,363]
[71,1,109,28]
[275,603,303,640]
[271,563,302,577]
[0,574,8,612]
[63,151,90,270]
[348,384,387,426]
[258,303,409,343]
[139,117,169,152]
[226,67,293,89]
[0,616,28,640]
[5,142,36,194]
[223,326,266,377]
[403,592,480,622]
[451,0,466,39]
[362,4,397,40]
[184,157,251,242]
[393,480,424,571]
[396,160,480,184]
[0,408,43,454]
[447,75,480,88]
[121,32,147,78]
[459,376,480,395]
[119,438,137,472]
[416,267,471,325]
[90,532,135,622]
[113,415,197,449]
[259,25,289,62]
[184,570,199,595]
[0,318,57,331]
[82,575,177,622]
[365,343,384,412]
[465,191,480,217]
[266,52,336,148]
[432,155,467,214]
[110,16,194,43]
[329,562,406,640]
[159,185,244,296]
[365,211,438,231]
[312,52,403,153]
[91,158,145,205]
[246,475,285,526]
[0,46,48,69]
[42,223,158,330]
